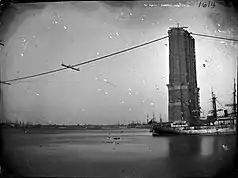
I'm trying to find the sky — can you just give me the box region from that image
[0,0,237,125]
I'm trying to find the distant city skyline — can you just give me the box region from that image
[0,1,237,124]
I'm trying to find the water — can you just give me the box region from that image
[2,128,237,177]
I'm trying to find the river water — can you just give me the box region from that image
[2,128,237,177]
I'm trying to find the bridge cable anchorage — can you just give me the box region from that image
[0,35,168,84]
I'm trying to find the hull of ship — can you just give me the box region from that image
[152,126,236,136]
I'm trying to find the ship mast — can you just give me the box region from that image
[234,78,236,118]
[0,68,2,123]
[211,89,217,120]
[225,79,237,118]
[237,57,238,134]
[0,68,4,123]
[146,113,149,124]
[160,114,162,123]
[152,111,155,122]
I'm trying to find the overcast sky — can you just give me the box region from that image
[0,1,237,125]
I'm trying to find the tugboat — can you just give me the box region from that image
[152,81,237,136]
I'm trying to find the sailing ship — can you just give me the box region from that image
[148,112,162,132]
[151,80,237,136]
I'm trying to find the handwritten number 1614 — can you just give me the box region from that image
[198,1,215,8]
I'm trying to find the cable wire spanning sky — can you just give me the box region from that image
[0,33,238,84]
[0,1,237,124]
[0,35,169,83]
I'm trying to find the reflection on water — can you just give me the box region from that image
[166,135,236,159]
[201,136,214,156]
[155,137,169,157]
[163,135,236,177]
[168,136,201,157]
[3,129,237,177]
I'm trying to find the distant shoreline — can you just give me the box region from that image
[0,126,151,134]
[0,123,151,131]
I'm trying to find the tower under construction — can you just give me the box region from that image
[167,25,200,122]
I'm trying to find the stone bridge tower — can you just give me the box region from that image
[167,25,200,122]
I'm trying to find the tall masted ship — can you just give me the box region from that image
[151,81,237,136]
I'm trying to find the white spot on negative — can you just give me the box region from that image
[150,102,155,107]
[142,79,146,85]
